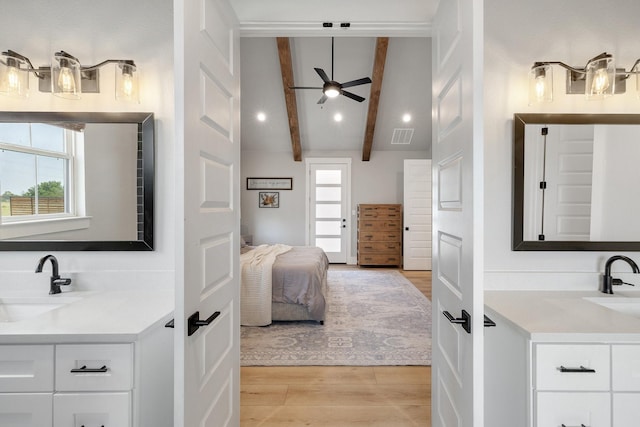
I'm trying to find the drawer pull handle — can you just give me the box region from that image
[558,365,596,373]
[70,365,108,373]
[188,310,221,336]
[561,424,587,427]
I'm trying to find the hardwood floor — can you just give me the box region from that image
[240,267,432,426]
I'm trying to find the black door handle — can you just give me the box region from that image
[484,315,496,327]
[188,311,221,336]
[405,226,409,231]
[443,310,471,334]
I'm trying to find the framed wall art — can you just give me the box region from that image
[247,177,292,190]
[258,192,279,208]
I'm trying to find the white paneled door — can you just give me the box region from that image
[306,159,351,263]
[403,159,432,270]
[174,0,240,426]
[431,0,484,425]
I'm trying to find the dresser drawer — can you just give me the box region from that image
[358,220,402,231]
[358,254,401,266]
[0,345,54,392]
[0,393,52,427]
[358,231,401,242]
[53,392,131,427]
[612,345,640,391]
[358,241,402,252]
[535,344,609,391]
[55,344,133,392]
[359,207,402,219]
[536,391,610,427]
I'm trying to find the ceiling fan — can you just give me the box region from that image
[290,37,372,104]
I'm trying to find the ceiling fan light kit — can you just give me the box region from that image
[290,37,372,104]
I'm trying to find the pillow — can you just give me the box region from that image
[240,235,247,247]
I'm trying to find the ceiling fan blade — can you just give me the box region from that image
[290,86,323,90]
[317,94,328,104]
[340,77,372,89]
[341,90,365,103]
[314,68,330,83]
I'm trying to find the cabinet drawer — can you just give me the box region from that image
[358,254,401,266]
[359,209,402,220]
[535,344,609,390]
[536,392,610,427]
[358,242,402,252]
[55,344,133,392]
[0,345,54,392]
[612,345,640,391]
[358,231,401,242]
[53,392,130,427]
[358,220,402,231]
[0,393,52,427]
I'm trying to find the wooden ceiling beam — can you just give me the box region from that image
[276,37,302,162]
[362,37,389,161]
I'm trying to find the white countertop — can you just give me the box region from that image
[485,290,640,342]
[0,289,174,344]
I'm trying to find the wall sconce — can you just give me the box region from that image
[0,49,139,103]
[529,52,640,104]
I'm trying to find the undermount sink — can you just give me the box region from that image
[0,295,83,323]
[584,297,640,319]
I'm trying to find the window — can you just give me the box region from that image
[0,122,84,230]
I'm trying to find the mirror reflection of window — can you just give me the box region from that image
[0,123,84,222]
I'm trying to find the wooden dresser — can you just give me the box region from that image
[357,204,402,267]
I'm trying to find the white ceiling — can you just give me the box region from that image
[233,0,435,156]
[240,37,431,154]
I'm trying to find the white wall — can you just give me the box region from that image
[0,0,175,290]
[241,149,427,260]
[484,0,640,289]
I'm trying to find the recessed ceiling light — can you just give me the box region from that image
[402,113,412,123]
[257,112,266,122]
[334,113,343,122]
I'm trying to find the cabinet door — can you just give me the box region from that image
[53,392,130,427]
[536,392,610,427]
[0,393,52,427]
[613,393,640,426]
[612,345,640,391]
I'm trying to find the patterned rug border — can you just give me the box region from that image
[241,269,432,366]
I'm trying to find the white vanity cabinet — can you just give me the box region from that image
[0,321,172,427]
[485,305,640,427]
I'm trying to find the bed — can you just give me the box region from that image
[240,244,329,326]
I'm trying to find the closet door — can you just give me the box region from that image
[403,159,432,270]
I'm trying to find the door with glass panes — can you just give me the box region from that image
[307,159,350,263]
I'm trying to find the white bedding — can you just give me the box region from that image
[240,244,292,326]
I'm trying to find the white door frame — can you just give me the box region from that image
[305,157,353,264]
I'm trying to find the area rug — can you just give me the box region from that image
[240,269,432,366]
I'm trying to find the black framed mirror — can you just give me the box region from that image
[513,113,640,251]
[0,111,154,251]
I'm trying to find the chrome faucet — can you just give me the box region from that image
[35,254,72,295]
[600,255,639,294]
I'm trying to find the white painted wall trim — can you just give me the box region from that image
[239,22,432,37]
